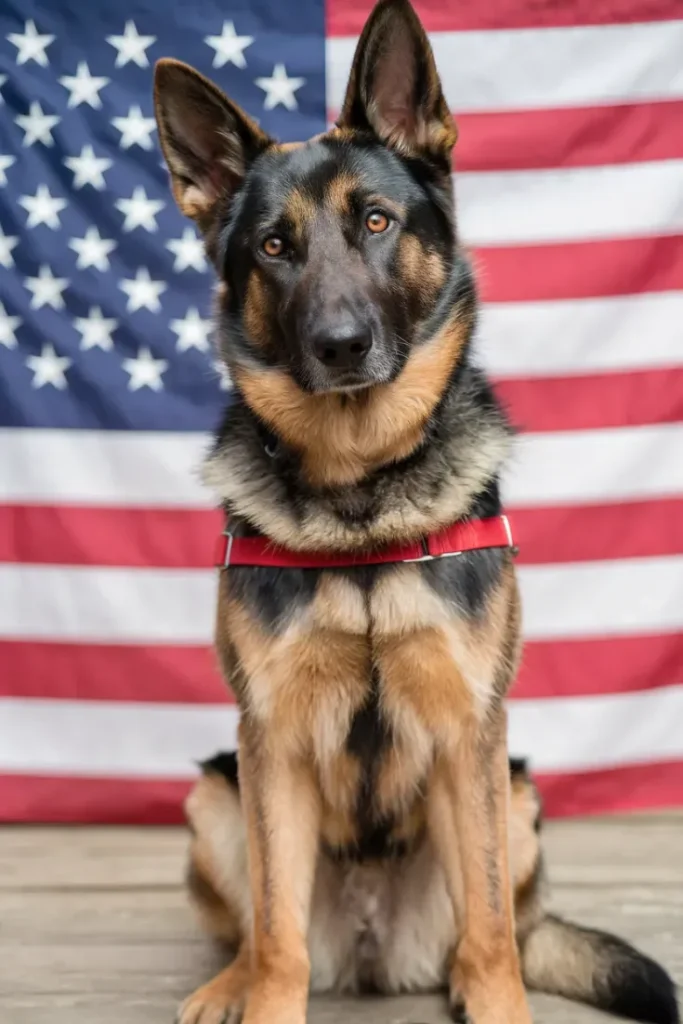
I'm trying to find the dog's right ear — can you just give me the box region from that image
[153,59,272,227]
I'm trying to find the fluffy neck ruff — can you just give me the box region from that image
[203,295,513,554]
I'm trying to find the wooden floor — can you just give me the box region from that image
[1,815,681,1024]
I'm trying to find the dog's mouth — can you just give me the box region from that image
[301,365,394,396]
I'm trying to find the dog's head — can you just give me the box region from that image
[154,0,461,398]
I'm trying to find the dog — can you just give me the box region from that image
[152,2,680,1023]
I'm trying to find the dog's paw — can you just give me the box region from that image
[176,985,244,1024]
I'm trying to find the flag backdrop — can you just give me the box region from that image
[1,0,682,823]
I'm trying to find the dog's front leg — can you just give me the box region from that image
[429,708,532,1024]
[238,718,321,1024]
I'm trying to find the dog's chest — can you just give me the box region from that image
[221,556,508,844]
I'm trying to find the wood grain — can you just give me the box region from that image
[0,815,681,1024]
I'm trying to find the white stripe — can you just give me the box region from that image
[519,555,683,640]
[509,685,683,773]
[477,293,683,378]
[0,564,217,643]
[504,423,683,506]
[1,556,682,643]
[327,21,683,113]
[0,698,239,777]
[457,160,683,245]
[3,687,682,777]
[0,428,209,507]
[2,423,683,510]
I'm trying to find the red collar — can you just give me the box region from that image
[216,514,516,570]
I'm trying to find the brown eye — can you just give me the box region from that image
[263,236,284,257]
[366,211,390,234]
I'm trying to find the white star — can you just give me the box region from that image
[213,360,232,391]
[122,346,168,391]
[107,21,156,68]
[0,74,7,103]
[115,186,165,232]
[0,302,22,349]
[69,226,116,271]
[119,268,167,313]
[0,154,15,185]
[19,184,67,229]
[205,21,253,69]
[59,62,110,109]
[170,307,213,353]
[0,226,19,268]
[111,105,156,150]
[24,265,69,310]
[255,64,305,111]
[15,101,60,147]
[64,144,112,190]
[7,20,55,67]
[74,306,117,351]
[166,227,207,272]
[26,343,72,389]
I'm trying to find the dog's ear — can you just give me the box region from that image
[154,59,272,227]
[337,0,456,168]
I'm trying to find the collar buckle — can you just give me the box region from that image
[220,531,234,568]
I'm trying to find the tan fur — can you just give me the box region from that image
[243,271,272,349]
[399,234,446,313]
[283,188,318,240]
[325,171,358,216]
[232,311,471,487]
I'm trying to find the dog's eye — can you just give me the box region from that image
[262,236,285,257]
[366,211,390,234]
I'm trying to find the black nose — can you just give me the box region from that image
[312,327,372,369]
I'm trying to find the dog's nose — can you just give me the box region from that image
[312,327,372,369]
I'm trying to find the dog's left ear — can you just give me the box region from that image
[336,0,456,168]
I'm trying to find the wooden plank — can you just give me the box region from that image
[1,814,681,890]
[0,818,681,1024]
[0,992,649,1024]
[0,826,187,890]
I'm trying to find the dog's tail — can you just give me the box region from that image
[521,913,679,1024]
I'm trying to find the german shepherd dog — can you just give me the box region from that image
[153,2,680,1023]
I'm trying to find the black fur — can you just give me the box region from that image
[226,565,319,634]
[596,932,680,1024]
[201,751,239,788]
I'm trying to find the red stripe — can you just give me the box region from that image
[2,759,682,822]
[473,234,683,303]
[326,100,683,173]
[3,497,683,570]
[0,641,230,703]
[512,632,683,700]
[534,759,683,818]
[454,101,683,172]
[513,499,683,565]
[327,0,683,34]
[0,774,191,824]
[2,630,681,705]
[494,369,683,433]
[0,505,222,568]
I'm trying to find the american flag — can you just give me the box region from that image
[1,0,682,823]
